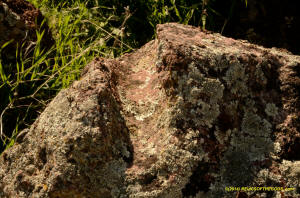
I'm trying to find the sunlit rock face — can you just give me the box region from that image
[0,23,299,198]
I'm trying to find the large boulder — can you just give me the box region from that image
[0,0,53,61]
[0,23,299,198]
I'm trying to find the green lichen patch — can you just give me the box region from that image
[241,112,272,137]
[265,103,278,117]
[223,61,249,97]
[254,63,268,86]
[170,62,225,129]
[221,150,253,187]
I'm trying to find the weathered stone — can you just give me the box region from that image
[0,0,53,61]
[0,23,299,197]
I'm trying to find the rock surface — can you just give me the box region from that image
[0,23,300,198]
[0,0,53,61]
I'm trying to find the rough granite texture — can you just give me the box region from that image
[0,23,299,198]
[0,0,53,61]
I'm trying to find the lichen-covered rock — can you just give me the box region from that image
[0,23,299,198]
[0,0,53,61]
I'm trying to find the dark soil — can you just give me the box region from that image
[215,0,300,55]
[0,0,54,58]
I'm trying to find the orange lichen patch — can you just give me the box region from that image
[116,41,164,175]
[124,70,160,105]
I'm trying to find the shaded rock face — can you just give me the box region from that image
[0,0,53,61]
[0,23,299,197]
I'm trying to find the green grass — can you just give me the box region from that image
[0,0,135,152]
[0,0,247,153]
